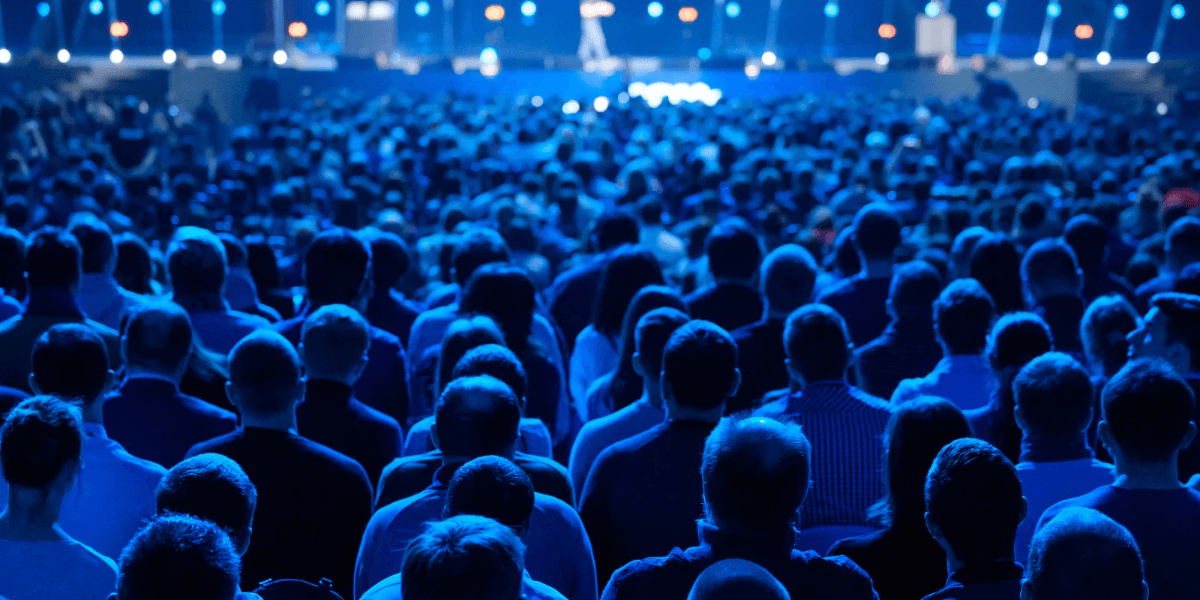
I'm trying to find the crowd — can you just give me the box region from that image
[0,75,1198,600]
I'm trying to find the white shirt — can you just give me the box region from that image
[569,326,618,420]
[1015,457,1115,561]
[0,537,117,600]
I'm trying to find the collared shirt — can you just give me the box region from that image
[186,306,272,355]
[920,561,1024,600]
[1014,449,1113,561]
[403,415,553,459]
[356,466,597,600]
[570,325,618,416]
[892,355,997,412]
[296,379,404,488]
[76,273,142,331]
[360,571,568,600]
[757,381,890,528]
[569,398,665,500]
[103,375,238,468]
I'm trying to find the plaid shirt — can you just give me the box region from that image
[757,380,891,528]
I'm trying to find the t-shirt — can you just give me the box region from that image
[0,538,117,600]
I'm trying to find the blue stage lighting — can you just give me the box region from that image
[986,1,1002,18]
[1046,2,1060,17]
[89,0,104,15]
[725,2,740,18]
[924,2,939,17]
[37,2,51,17]
[480,47,498,65]
[698,47,712,59]
[415,0,430,16]
[212,0,226,15]
[316,0,330,15]
[824,2,839,18]
[148,0,162,15]
[1113,3,1128,19]
[521,1,536,17]
[1172,4,1185,19]
[648,2,663,18]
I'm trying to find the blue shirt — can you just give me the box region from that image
[185,306,272,355]
[103,375,239,468]
[570,325,618,416]
[892,355,997,412]
[361,570,568,600]
[77,273,143,331]
[815,274,892,346]
[568,398,664,500]
[854,320,943,401]
[920,562,1024,600]
[683,282,765,335]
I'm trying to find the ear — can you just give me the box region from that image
[660,371,673,403]
[1097,420,1113,452]
[354,352,370,380]
[632,352,644,378]
[108,594,118,600]
[1019,495,1029,525]
[924,511,942,542]
[1183,422,1198,451]
[120,335,129,364]
[294,377,306,406]
[1013,404,1028,433]
[225,380,238,410]
[28,374,41,396]
[727,368,742,399]
[1020,579,1034,600]
[104,369,115,396]
[430,423,441,451]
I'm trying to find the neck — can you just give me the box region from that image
[713,277,753,287]
[0,488,65,541]
[442,447,516,466]
[665,400,724,423]
[125,365,183,385]
[307,374,357,387]
[80,399,104,425]
[860,258,894,279]
[240,410,298,433]
[1112,456,1184,490]
[1018,430,1092,464]
[641,381,664,409]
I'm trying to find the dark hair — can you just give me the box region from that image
[25,226,82,289]
[116,514,241,600]
[436,316,507,400]
[969,235,1025,315]
[361,228,411,291]
[925,438,1024,564]
[444,456,535,532]
[606,286,686,412]
[1027,507,1146,600]
[761,244,819,315]
[1166,216,1200,270]
[1014,352,1095,436]
[0,228,27,299]
[451,228,510,286]
[635,306,691,382]
[244,237,282,294]
[889,260,943,322]
[662,321,739,411]
[435,375,521,458]
[872,398,972,527]
[592,246,665,337]
[217,233,248,268]
[852,204,903,260]
[67,214,115,274]
[705,218,763,281]
[1102,358,1195,462]
[124,301,194,375]
[934,278,996,355]
[402,515,525,600]
[31,324,110,404]
[453,345,528,409]
[459,264,537,358]
[593,211,640,251]
[114,233,155,295]
[785,304,852,383]
[702,415,811,530]
[167,227,227,299]
[1081,295,1141,379]
[304,228,372,307]
[985,312,1055,461]
[156,453,257,554]
[301,304,370,378]
[1063,214,1109,269]
[951,226,990,279]
[1149,292,1200,372]
[689,559,791,600]
[0,396,84,488]
[226,331,301,416]
[1021,239,1081,298]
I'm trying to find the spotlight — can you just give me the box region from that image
[698,47,711,60]
[878,23,897,39]
[1046,2,1060,17]
[415,0,430,16]
[1034,51,1048,66]
[924,2,940,17]
[89,0,104,15]
[110,48,124,63]
[648,1,663,18]
[593,96,609,112]
[288,21,308,37]
[744,63,760,78]
[824,2,838,17]
[725,2,740,18]
[679,6,698,22]
[761,51,777,66]
[1028,97,1040,109]
[273,49,288,65]
[316,0,330,16]
[1074,24,1093,39]
[148,0,162,15]
[110,21,129,37]
[1172,4,1185,19]
[0,49,10,64]
[1147,51,1161,64]
[1158,102,1169,115]
[563,100,580,115]
[212,49,227,63]
[521,1,536,17]
[212,0,225,15]
[485,4,505,20]
[875,51,890,66]
[1113,3,1128,19]
[480,64,499,77]
[37,2,50,17]
[1097,51,1111,65]
[986,1,1001,18]
[531,95,543,107]
[162,49,177,64]
[57,48,70,63]
[480,47,498,65]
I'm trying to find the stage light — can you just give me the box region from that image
[347,2,367,18]
[824,2,838,17]
[288,21,308,37]
[273,49,288,64]
[89,0,104,15]
[878,23,897,38]
[1147,51,1161,64]
[563,100,580,115]
[1113,3,1127,19]
[316,0,330,15]
[1034,51,1048,65]
[594,96,609,112]
[485,4,505,20]
[149,0,162,15]
[480,47,498,65]
[531,95,543,107]
[744,63,760,78]
[648,1,663,18]
[368,1,394,18]
[212,49,227,64]
[1046,2,1060,17]
[57,48,70,63]
[110,21,130,37]
[163,49,177,64]
[1173,4,1185,19]
[875,51,890,66]
[761,51,777,66]
[0,49,10,65]
[698,47,711,59]
[679,7,698,22]
[581,1,615,18]
[480,64,499,77]
[986,1,1001,18]
[521,1,536,17]
[1097,51,1111,65]
[726,2,740,18]
[415,1,430,16]
[925,2,939,17]
[109,48,124,63]
[1158,102,1169,115]
[1027,97,1039,109]
[1074,24,1093,39]
[37,2,51,17]
[212,0,225,15]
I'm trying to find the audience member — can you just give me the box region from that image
[69,214,143,330]
[155,453,257,558]
[816,204,902,345]
[969,235,1026,316]
[378,515,526,600]
[1021,239,1086,358]
[854,260,944,399]
[1135,216,1200,308]
[1063,214,1136,304]
[685,218,765,333]
[114,514,242,600]
[1023,507,1146,600]
[360,229,423,347]
[686,559,791,600]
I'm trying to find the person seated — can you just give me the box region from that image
[156,453,256,559]
[757,304,890,528]
[686,559,791,600]
[296,304,403,486]
[114,514,242,600]
[185,331,373,599]
[893,278,998,411]
[69,214,143,330]
[828,398,974,600]
[361,229,423,348]
[167,227,272,355]
[816,204,902,346]
[854,260,944,400]
[1135,216,1200,309]
[356,376,596,600]
[0,397,118,600]
[273,228,410,427]
[684,218,765,333]
[1011,352,1115,560]
[218,233,281,323]
[969,235,1026,316]
[1024,507,1146,600]
[1063,214,1137,304]
[731,244,817,412]
[1037,359,1200,600]
[604,415,876,600]
[103,301,238,468]
[581,321,739,585]
[0,227,122,392]
[922,438,1027,600]
[1021,240,1086,358]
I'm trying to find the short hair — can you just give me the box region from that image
[702,415,811,530]
[785,304,851,382]
[401,515,525,600]
[592,245,665,336]
[593,210,640,251]
[1149,292,1200,372]
[1081,295,1140,378]
[662,321,739,410]
[705,218,763,281]
[451,228,510,286]
[1027,507,1145,600]
[116,514,241,600]
[301,304,370,378]
[304,228,372,306]
[360,228,411,289]
[934,279,996,355]
[969,235,1025,315]
[156,453,257,554]
[1102,358,1195,462]
[761,244,818,314]
[890,260,943,322]
[1014,352,1095,436]
[444,456,535,531]
[876,397,973,525]
[1063,214,1109,269]
[852,204,902,260]
[687,559,791,600]
[0,396,84,489]
[951,226,990,278]
[167,227,227,297]
[452,344,528,404]
[31,324,110,404]
[25,226,82,289]
[636,308,691,381]
[226,331,302,416]
[434,375,521,458]
[1166,216,1200,269]
[1021,239,1081,297]
[435,316,507,399]
[123,301,194,375]
[68,213,115,274]
[987,312,1054,372]
[925,439,1024,564]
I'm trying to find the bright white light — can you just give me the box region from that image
[925,2,939,17]
[745,64,760,78]
[212,49,227,64]
[531,95,544,107]
[647,1,663,18]
[347,1,368,19]
[480,64,499,77]
[761,51,777,66]
[273,49,288,64]
[0,49,10,65]
[726,2,740,18]
[986,1,1001,18]
[1113,3,1128,19]
[824,2,838,17]
[594,96,610,112]
[629,81,722,107]
[480,47,498,65]
[875,51,890,66]
[316,0,331,16]
[1158,102,1169,115]
[89,0,104,15]
[563,100,580,115]
[1034,51,1048,66]
[367,0,395,19]
[1046,2,1060,18]
[1172,4,1185,19]
[1027,97,1039,109]
[162,49,177,64]
[1097,51,1111,65]
[521,1,536,17]
[1148,51,1161,64]
[414,0,430,16]
[57,48,70,63]
[110,48,124,63]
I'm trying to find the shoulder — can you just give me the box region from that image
[380,452,439,481]
[180,392,239,421]
[186,430,241,458]
[815,277,855,302]
[83,319,120,341]
[72,540,120,576]
[359,573,404,600]
[351,400,403,431]
[526,577,569,600]
[411,305,455,328]
[519,452,571,480]
[852,387,892,413]
[229,310,271,328]
[369,325,403,349]
[104,440,169,476]
[295,436,372,480]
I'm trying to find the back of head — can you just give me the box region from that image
[785,304,851,383]
[1081,295,1140,378]
[702,415,811,531]
[880,398,973,525]
[436,316,507,397]
[935,278,996,355]
[988,312,1054,372]
[1063,214,1109,269]
[301,304,370,380]
[687,559,791,600]
[593,210,640,252]
[459,264,536,353]
[1166,216,1200,270]
[226,331,302,417]
[117,514,241,600]
[761,244,818,315]
[360,228,411,290]
[705,218,763,281]
[451,227,510,286]
[402,515,525,600]
[31,324,110,404]
[26,226,82,289]
[68,213,116,274]
[168,227,228,297]
[1148,292,1200,372]
[1102,358,1195,462]
[951,226,990,278]
[1021,239,1081,300]
[155,453,257,555]
[217,234,248,269]
[636,308,691,382]
[434,375,521,458]
[593,245,666,335]
[304,228,371,307]
[890,260,944,322]
[1013,352,1094,437]
[124,301,194,375]
[444,456,535,531]
[969,235,1024,314]
[0,396,83,489]
[925,438,1024,564]
[452,344,528,404]
[662,321,739,411]
[852,204,902,261]
[1026,507,1146,600]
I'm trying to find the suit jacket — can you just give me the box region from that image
[296,379,403,487]
[0,290,123,393]
[103,376,239,468]
[375,450,574,507]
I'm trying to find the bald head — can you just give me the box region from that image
[702,416,811,531]
[433,375,520,460]
[300,304,370,382]
[226,331,302,417]
[688,559,790,600]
